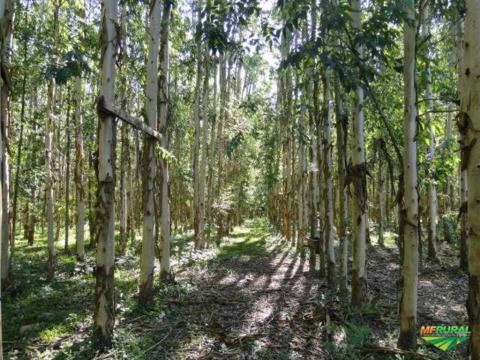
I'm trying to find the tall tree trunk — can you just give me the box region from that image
[139,0,162,304]
[159,0,172,280]
[197,49,209,247]
[94,0,118,347]
[216,53,226,240]
[398,0,419,350]
[463,1,480,358]
[323,74,336,289]
[334,76,348,292]
[45,0,59,279]
[11,60,27,256]
[422,11,438,261]
[297,112,307,257]
[88,153,96,248]
[118,4,128,257]
[378,158,386,247]
[0,0,8,354]
[350,0,368,308]
[193,0,204,248]
[456,5,468,272]
[0,0,12,289]
[206,62,218,243]
[64,89,72,252]
[74,76,85,262]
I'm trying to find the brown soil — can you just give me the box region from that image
[136,231,468,360]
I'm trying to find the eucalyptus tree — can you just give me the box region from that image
[46,0,60,279]
[334,77,349,292]
[398,0,419,350]
[0,0,12,288]
[139,0,162,304]
[462,0,480,357]
[0,0,7,354]
[193,0,205,249]
[350,0,368,308]
[159,0,173,279]
[94,0,118,346]
[421,6,438,261]
[73,1,87,262]
[322,73,336,288]
[455,1,467,272]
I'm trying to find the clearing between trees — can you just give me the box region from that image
[4,220,467,359]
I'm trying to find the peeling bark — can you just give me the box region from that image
[350,0,367,308]
[463,1,480,358]
[139,0,162,304]
[94,0,118,347]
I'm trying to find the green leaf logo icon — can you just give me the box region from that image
[421,336,469,352]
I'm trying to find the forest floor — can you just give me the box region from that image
[3,219,469,359]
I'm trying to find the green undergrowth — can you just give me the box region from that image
[4,220,465,359]
[3,219,275,359]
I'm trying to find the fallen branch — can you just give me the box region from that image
[96,96,163,142]
[143,331,171,354]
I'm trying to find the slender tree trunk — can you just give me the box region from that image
[314,77,325,277]
[88,154,96,248]
[45,0,59,279]
[74,76,85,262]
[350,0,368,308]
[94,0,118,347]
[216,54,226,240]
[398,0,419,350]
[206,63,218,243]
[27,189,37,246]
[0,0,7,354]
[422,13,438,261]
[193,0,204,248]
[297,114,307,257]
[462,1,480,358]
[0,0,12,290]
[323,74,336,289]
[139,0,162,304]
[11,48,27,253]
[308,3,318,270]
[455,7,468,272]
[334,76,348,292]
[64,89,72,252]
[159,0,172,280]
[378,160,386,247]
[118,4,128,257]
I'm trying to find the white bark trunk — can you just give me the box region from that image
[323,74,336,288]
[45,1,59,279]
[398,0,419,350]
[159,0,172,279]
[74,76,85,262]
[0,0,11,286]
[139,0,162,302]
[350,0,367,307]
[94,0,118,346]
[118,2,128,256]
[193,0,204,248]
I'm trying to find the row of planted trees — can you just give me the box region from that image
[264,0,480,356]
[0,0,273,353]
